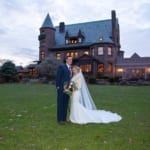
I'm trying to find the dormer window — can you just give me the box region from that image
[78,29,84,43]
[65,39,69,44]
[70,38,77,44]
[78,37,82,43]
[99,36,103,41]
[65,30,84,45]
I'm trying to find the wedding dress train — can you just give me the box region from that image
[69,71,122,124]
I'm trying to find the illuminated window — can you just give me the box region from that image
[108,63,113,73]
[132,69,139,74]
[40,51,45,60]
[108,47,112,55]
[56,53,61,60]
[98,64,104,73]
[131,69,145,78]
[74,52,78,58]
[70,39,77,44]
[80,65,91,72]
[141,70,145,78]
[147,68,150,72]
[29,68,37,76]
[66,52,78,58]
[98,47,103,55]
[117,68,124,73]
[71,52,74,57]
[66,52,70,57]
[84,51,89,55]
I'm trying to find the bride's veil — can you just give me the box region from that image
[78,70,97,110]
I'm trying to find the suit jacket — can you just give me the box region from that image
[56,64,71,89]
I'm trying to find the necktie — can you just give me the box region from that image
[69,66,72,77]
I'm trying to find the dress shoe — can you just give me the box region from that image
[58,121,65,125]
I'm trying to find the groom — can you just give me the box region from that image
[56,56,72,124]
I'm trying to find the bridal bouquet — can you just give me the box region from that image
[64,81,78,96]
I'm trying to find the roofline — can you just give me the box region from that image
[50,42,115,51]
[55,19,112,28]
[39,27,56,31]
[50,45,90,51]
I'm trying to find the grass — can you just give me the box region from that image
[0,83,149,150]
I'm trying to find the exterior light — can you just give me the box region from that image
[117,68,124,72]
[147,68,150,72]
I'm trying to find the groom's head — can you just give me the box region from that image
[64,56,72,65]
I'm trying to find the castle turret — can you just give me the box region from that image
[38,13,55,61]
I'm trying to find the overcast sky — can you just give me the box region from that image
[0,0,150,66]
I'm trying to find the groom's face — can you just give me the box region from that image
[66,57,72,65]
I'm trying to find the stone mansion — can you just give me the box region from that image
[38,10,150,80]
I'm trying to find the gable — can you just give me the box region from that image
[131,53,140,59]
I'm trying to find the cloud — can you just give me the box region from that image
[0,28,6,35]
[13,48,38,59]
[0,47,38,66]
[121,27,150,57]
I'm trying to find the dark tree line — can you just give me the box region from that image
[0,61,17,82]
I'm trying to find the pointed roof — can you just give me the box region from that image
[41,13,54,28]
[131,53,140,58]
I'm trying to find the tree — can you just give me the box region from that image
[0,58,9,66]
[0,61,17,82]
[36,56,62,80]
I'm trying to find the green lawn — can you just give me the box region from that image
[0,84,149,150]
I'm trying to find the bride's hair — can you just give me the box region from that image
[71,65,97,110]
[72,65,81,73]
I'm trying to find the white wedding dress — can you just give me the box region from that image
[69,70,122,124]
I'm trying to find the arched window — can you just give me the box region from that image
[98,64,104,73]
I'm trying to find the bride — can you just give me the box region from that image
[69,65,122,124]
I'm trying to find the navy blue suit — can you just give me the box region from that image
[56,64,71,122]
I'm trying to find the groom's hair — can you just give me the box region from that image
[63,56,72,63]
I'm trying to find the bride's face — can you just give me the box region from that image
[72,67,78,75]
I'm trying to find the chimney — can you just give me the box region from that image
[59,22,65,33]
[111,10,116,21]
[111,10,116,42]
[111,10,116,31]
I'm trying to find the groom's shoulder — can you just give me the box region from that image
[58,64,66,69]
